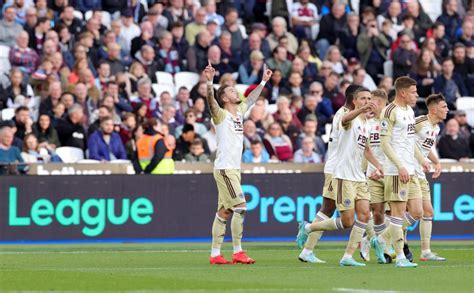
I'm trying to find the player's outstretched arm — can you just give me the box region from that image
[341,102,376,128]
[246,64,273,108]
[203,61,221,119]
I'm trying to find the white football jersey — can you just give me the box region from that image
[333,116,369,182]
[380,103,417,176]
[213,103,248,170]
[366,118,384,177]
[414,115,440,179]
[324,106,350,174]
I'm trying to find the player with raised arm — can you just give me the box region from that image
[206,61,273,265]
[297,84,361,264]
[379,77,430,268]
[414,94,448,261]
[297,87,384,266]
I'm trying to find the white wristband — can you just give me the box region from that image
[207,80,213,86]
[260,80,267,86]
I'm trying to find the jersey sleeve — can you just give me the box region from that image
[239,102,249,115]
[212,108,226,125]
[415,115,428,133]
[380,106,396,137]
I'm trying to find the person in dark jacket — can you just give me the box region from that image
[174,123,210,161]
[433,57,468,109]
[33,113,61,149]
[436,0,463,43]
[392,33,418,79]
[438,118,471,160]
[87,117,127,161]
[315,2,347,59]
[55,104,87,151]
[186,30,211,72]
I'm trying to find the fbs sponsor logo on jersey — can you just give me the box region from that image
[7,187,154,237]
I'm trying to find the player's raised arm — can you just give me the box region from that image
[204,61,221,118]
[245,64,273,108]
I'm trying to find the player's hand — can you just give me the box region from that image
[362,102,377,113]
[204,60,216,81]
[422,161,431,173]
[398,166,409,184]
[432,162,441,179]
[262,63,273,82]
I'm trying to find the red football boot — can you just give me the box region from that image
[210,255,232,265]
[232,251,256,264]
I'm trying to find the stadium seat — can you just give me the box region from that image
[266,103,277,114]
[419,0,443,22]
[140,0,148,12]
[439,158,458,163]
[56,147,84,163]
[73,10,83,20]
[84,10,111,29]
[456,97,474,126]
[174,72,200,91]
[1,108,15,121]
[155,71,174,85]
[0,45,11,74]
[350,0,360,14]
[383,60,393,78]
[231,72,239,80]
[235,84,249,95]
[152,83,175,98]
[110,159,131,163]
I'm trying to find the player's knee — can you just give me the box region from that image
[218,209,233,220]
[341,217,354,228]
[373,210,385,224]
[411,209,423,220]
[320,201,336,217]
[358,211,370,223]
[232,207,247,216]
[422,208,434,218]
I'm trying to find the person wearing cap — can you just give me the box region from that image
[238,50,265,84]
[185,8,207,45]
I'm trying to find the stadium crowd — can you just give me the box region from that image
[0,0,474,174]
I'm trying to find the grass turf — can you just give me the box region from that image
[0,241,473,292]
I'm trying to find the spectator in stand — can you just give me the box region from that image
[433,57,468,109]
[309,81,334,130]
[126,62,147,95]
[265,69,289,104]
[157,30,183,75]
[9,31,39,76]
[393,32,418,79]
[23,7,38,40]
[332,79,351,112]
[33,113,60,150]
[163,0,192,30]
[453,43,473,79]
[222,7,246,52]
[243,119,263,150]
[185,7,206,45]
[175,86,192,124]
[218,31,240,72]
[0,124,25,175]
[104,42,126,76]
[131,21,158,58]
[193,97,211,129]
[174,123,210,161]
[21,133,52,163]
[12,106,32,142]
[267,17,298,55]
[0,68,34,111]
[432,22,451,63]
[285,71,307,97]
[175,108,208,137]
[55,104,87,151]
[73,83,98,126]
[242,139,270,163]
[95,62,111,94]
[170,21,189,61]
[376,0,403,40]
[207,45,233,83]
[453,110,472,139]
[186,30,212,73]
[404,0,433,41]
[272,96,302,128]
[411,49,439,98]
[438,118,471,160]
[88,117,127,161]
[241,30,271,63]
[118,10,141,55]
[136,45,160,83]
[291,0,319,40]
[0,6,24,47]
[57,5,83,37]
[278,107,301,149]
[338,12,360,60]
[315,2,347,60]
[118,112,137,145]
[160,104,179,136]
[184,138,210,162]
[263,122,293,162]
[131,78,158,119]
[357,18,390,84]
[437,0,463,43]
[294,136,321,163]
[457,20,473,46]
[267,46,292,79]
[296,114,326,158]
[239,50,265,85]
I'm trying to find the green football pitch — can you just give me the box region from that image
[1,241,473,292]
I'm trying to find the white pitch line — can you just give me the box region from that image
[333,288,408,293]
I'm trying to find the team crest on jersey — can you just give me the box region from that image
[381,119,388,130]
[344,199,351,207]
[400,190,407,198]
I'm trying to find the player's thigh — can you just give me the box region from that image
[418,178,431,201]
[322,173,336,201]
[384,175,409,202]
[407,197,423,219]
[213,169,245,210]
[368,178,385,204]
[408,176,422,200]
[334,178,357,212]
